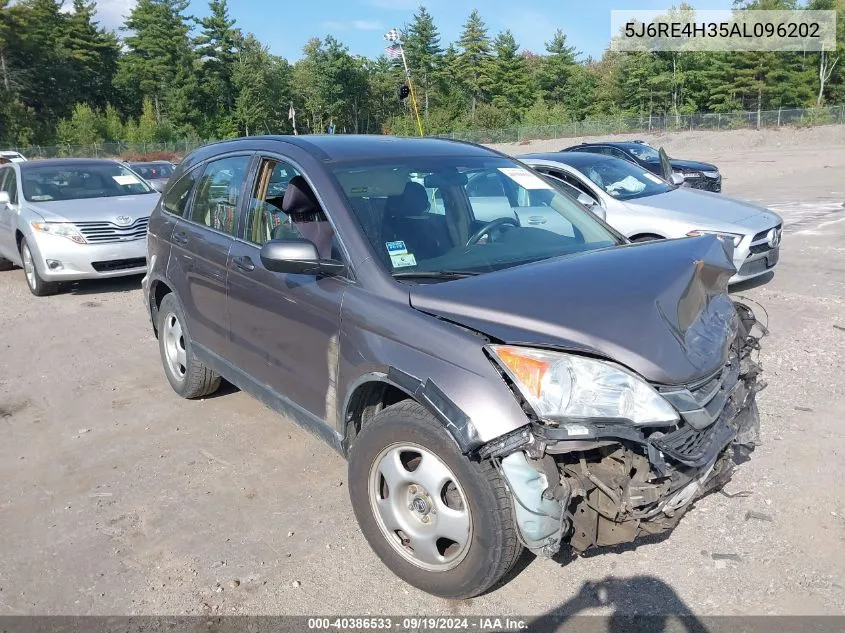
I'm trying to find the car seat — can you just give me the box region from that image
[382,182,452,260]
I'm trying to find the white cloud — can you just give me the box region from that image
[94,0,136,31]
[322,19,384,31]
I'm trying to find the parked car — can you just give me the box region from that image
[0,158,159,296]
[0,151,27,163]
[128,161,176,192]
[142,135,765,599]
[519,152,782,284]
[561,140,722,192]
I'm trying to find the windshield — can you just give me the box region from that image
[626,144,661,162]
[131,163,174,179]
[331,156,621,279]
[22,163,155,201]
[578,158,673,201]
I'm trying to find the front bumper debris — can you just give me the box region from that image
[489,300,766,555]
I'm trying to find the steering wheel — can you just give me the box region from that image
[466,217,519,247]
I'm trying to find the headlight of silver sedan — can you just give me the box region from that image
[488,345,679,426]
[31,221,87,244]
[686,230,742,247]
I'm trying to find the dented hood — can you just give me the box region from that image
[409,236,739,386]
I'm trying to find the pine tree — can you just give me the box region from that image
[403,6,442,116]
[537,29,578,104]
[454,9,492,120]
[196,0,239,133]
[488,31,535,122]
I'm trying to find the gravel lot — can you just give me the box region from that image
[1,127,844,619]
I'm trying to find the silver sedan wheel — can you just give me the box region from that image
[21,243,36,290]
[162,311,187,381]
[368,442,472,572]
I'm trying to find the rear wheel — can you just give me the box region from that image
[20,239,58,297]
[157,293,221,398]
[348,400,522,598]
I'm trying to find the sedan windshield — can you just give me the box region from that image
[331,156,621,279]
[22,163,155,201]
[578,158,673,201]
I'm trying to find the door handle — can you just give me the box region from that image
[173,231,189,245]
[232,255,255,272]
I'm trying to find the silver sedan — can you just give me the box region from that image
[0,158,160,296]
[519,152,783,284]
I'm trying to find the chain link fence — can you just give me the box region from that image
[6,139,209,160]
[438,104,845,144]
[7,105,845,157]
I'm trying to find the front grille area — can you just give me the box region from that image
[651,416,735,467]
[751,224,782,244]
[91,257,146,272]
[74,217,149,244]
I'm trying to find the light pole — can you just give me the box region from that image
[384,28,424,136]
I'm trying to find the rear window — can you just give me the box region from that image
[22,163,155,201]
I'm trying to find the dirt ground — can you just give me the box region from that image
[1,126,844,620]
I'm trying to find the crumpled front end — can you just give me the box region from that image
[482,300,766,556]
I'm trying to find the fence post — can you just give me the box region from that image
[777,107,781,127]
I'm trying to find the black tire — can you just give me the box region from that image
[631,234,664,243]
[19,238,59,297]
[348,400,522,598]
[157,292,221,398]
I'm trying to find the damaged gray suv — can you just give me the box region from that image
[142,136,766,599]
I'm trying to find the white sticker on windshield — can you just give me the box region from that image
[113,174,141,186]
[390,253,417,268]
[497,167,552,190]
[643,172,664,184]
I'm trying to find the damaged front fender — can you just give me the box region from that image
[485,299,767,556]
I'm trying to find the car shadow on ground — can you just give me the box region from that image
[63,273,144,296]
[526,575,709,633]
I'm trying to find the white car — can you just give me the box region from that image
[0,151,27,163]
[520,152,783,284]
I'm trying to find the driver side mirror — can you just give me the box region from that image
[670,172,685,186]
[577,192,598,208]
[260,238,345,276]
[0,191,9,205]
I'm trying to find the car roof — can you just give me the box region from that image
[519,152,615,169]
[18,158,122,171]
[130,160,172,165]
[187,135,498,165]
[562,141,646,151]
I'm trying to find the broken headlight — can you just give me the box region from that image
[686,230,742,246]
[488,345,679,426]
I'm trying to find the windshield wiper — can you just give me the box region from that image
[392,270,480,280]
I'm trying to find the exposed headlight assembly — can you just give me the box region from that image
[686,230,742,246]
[702,170,719,179]
[31,221,87,244]
[488,345,679,426]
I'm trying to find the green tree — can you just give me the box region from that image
[196,0,239,134]
[116,0,195,123]
[488,31,535,122]
[61,0,120,109]
[403,5,442,116]
[536,29,578,104]
[454,9,492,120]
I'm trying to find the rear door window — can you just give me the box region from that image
[162,168,200,217]
[189,156,251,236]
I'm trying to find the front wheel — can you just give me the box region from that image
[20,239,58,296]
[348,400,522,598]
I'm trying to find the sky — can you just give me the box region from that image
[92,0,738,62]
